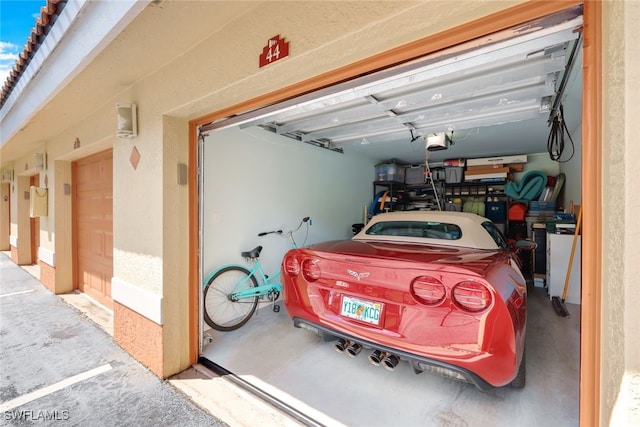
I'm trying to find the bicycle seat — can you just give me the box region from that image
[241,246,263,259]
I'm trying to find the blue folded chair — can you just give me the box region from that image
[504,170,547,201]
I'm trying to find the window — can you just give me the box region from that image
[366,221,462,240]
[481,221,509,250]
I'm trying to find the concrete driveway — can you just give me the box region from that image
[0,253,226,427]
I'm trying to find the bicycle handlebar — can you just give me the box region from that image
[257,230,282,237]
[258,217,310,237]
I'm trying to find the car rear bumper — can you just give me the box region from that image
[292,317,495,391]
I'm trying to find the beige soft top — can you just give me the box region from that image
[353,211,501,250]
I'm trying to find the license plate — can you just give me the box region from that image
[340,296,384,326]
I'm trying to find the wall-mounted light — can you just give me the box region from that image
[116,103,138,138]
[1,168,14,182]
[34,153,47,171]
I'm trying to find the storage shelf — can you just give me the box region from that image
[372,181,407,215]
[448,180,508,186]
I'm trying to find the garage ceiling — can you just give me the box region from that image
[202,9,583,165]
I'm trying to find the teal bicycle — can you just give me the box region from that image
[203,217,311,331]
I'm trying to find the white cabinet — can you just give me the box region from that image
[546,233,581,304]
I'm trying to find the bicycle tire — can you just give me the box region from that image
[203,266,259,331]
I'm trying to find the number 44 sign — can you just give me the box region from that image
[259,35,290,68]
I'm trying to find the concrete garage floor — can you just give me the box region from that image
[198,287,580,427]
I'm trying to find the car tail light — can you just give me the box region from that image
[411,276,446,306]
[284,255,300,276]
[302,259,321,282]
[452,281,492,312]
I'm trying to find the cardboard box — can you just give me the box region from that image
[464,171,509,181]
[467,154,528,166]
[465,165,510,174]
[467,164,523,174]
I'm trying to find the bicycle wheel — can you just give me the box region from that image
[203,266,259,331]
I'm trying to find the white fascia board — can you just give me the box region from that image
[38,247,56,267]
[111,276,163,325]
[0,0,149,146]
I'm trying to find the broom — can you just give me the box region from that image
[552,206,582,317]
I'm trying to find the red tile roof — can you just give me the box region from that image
[1,0,67,108]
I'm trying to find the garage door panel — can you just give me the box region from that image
[105,233,113,261]
[74,150,113,309]
[88,230,105,256]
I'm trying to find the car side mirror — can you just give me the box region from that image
[513,239,537,251]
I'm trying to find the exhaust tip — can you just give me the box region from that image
[346,342,362,358]
[382,354,400,371]
[334,338,350,353]
[368,350,386,366]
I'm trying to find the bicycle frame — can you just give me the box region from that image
[207,261,281,301]
[202,216,310,331]
[202,217,309,300]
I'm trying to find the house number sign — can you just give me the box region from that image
[259,35,289,68]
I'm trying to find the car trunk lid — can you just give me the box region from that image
[302,239,502,276]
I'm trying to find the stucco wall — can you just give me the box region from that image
[602,1,640,425]
[160,115,190,375]
[623,0,640,382]
[601,0,624,415]
[165,1,523,121]
[0,183,9,251]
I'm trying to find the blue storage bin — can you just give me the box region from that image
[529,201,557,212]
[486,201,507,221]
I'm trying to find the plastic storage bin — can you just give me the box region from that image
[528,201,557,213]
[508,202,527,221]
[375,163,405,182]
[405,165,426,184]
[445,200,463,211]
[445,166,464,183]
[486,201,507,221]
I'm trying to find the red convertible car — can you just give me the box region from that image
[281,211,534,390]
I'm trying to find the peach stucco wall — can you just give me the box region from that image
[114,302,164,377]
[38,260,56,293]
